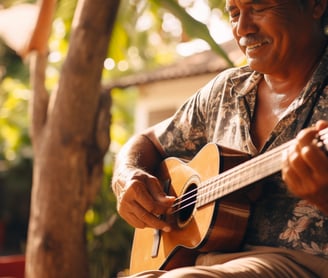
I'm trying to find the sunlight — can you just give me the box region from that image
[176,0,233,56]
[0,4,39,55]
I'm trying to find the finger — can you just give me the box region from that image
[132,202,172,232]
[118,193,171,231]
[282,147,310,196]
[296,128,317,147]
[122,176,175,229]
[282,164,302,196]
[288,147,312,178]
[283,144,327,198]
[301,144,328,175]
[146,176,176,205]
[129,177,173,217]
[121,200,171,232]
[291,127,328,184]
[296,125,328,174]
[315,120,328,130]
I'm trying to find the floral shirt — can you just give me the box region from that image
[153,47,328,258]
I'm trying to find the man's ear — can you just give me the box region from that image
[311,0,328,19]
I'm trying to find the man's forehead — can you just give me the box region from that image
[225,0,272,9]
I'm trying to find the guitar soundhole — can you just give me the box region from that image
[177,183,197,228]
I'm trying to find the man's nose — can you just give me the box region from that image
[236,11,258,37]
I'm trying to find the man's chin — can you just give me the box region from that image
[247,58,267,73]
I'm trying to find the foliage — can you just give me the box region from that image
[0,41,32,254]
[0,0,36,8]
[149,0,233,65]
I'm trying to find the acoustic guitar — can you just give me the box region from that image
[129,128,328,274]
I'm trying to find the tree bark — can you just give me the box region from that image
[25,0,120,277]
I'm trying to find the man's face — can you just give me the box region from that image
[225,0,318,75]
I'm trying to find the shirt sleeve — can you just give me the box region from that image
[152,76,219,160]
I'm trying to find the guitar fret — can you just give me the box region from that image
[197,141,290,208]
[196,128,328,209]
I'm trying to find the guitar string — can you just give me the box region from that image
[170,141,290,214]
[172,152,284,214]
[177,126,328,211]
[170,127,328,215]
[171,127,328,214]
[171,141,289,209]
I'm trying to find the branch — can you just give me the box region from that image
[28,51,49,146]
[24,0,57,57]
[28,0,57,145]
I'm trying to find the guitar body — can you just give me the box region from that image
[129,143,251,274]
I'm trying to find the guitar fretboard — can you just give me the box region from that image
[196,127,328,208]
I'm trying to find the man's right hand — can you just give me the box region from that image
[114,167,175,232]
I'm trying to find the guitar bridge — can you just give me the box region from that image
[151,229,161,258]
[151,179,171,258]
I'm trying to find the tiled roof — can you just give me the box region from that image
[105,39,244,90]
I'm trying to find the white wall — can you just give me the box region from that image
[134,72,217,133]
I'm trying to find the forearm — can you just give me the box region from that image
[111,132,164,197]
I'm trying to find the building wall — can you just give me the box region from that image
[134,72,218,133]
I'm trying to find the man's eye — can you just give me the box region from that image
[252,8,265,13]
[229,11,240,20]
[251,5,269,13]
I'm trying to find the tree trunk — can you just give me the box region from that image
[25,0,120,277]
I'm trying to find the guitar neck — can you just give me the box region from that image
[197,127,328,208]
[197,140,291,208]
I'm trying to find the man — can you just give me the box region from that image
[112,0,328,277]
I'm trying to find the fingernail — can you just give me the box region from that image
[163,226,171,233]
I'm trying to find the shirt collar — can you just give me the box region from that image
[230,66,262,97]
